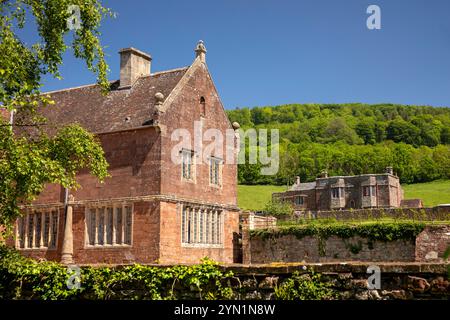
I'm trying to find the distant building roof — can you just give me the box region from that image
[290,181,316,191]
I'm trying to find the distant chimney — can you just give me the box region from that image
[194,40,207,62]
[295,176,300,185]
[119,48,152,88]
[385,166,394,175]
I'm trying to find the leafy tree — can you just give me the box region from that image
[355,119,376,144]
[0,0,111,232]
[441,127,450,144]
[386,119,421,146]
[263,199,293,217]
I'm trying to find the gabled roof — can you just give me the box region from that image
[26,67,188,134]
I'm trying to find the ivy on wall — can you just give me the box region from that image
[0,245,234,300]
[250,221,427,242]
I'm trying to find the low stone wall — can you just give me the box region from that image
[240,212,277,230]
[285,206,450,221]
[222,263,450,300]
[243,226,450,264]
[416,225,450,261]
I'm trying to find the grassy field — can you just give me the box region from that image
[238,179,450,210]
[402,179,450,207]
[238,185,287,211]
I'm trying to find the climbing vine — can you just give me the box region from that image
[0,245,234,300]
[250,221,427,242]
[274,270,337,300]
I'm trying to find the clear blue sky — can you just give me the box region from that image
[31,0,450,108]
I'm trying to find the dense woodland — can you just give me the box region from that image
[227,103,450,185]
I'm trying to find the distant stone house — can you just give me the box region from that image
[273,167,405,212]
[7,41,241,265]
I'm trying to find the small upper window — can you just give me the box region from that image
[181,149,195,181]
[331,187,344,199]
[200,96,206,116]
[209,157,222,186]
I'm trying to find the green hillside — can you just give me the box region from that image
[228,103,450,185]
[238,179,450,211]
[238,185,287,211]
[402,180,450,207]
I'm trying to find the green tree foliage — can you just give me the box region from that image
[274,271,336,300]
[263,199,293,217]
[0,0,111,232]
[228,103,450,185]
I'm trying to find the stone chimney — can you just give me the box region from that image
[295,176,301,185]
[194,40,207,62]
[320,170,328,178]
[385,166,394,175]
[119,47,152,88]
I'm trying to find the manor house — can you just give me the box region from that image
[273,167,405,212]
[7,41,241,265]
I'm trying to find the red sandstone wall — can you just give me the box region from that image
[158,201,240,264]
[0,108,10,122]
[415,225,450,262]
[243,225,450,264]
[243,233,416,264]
[159,63,237,207]
[15,201,161,264]
[11,208,65,262]
[33,127,161,204]
[72,201,160,264]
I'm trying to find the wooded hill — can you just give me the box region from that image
[227,103,450,185]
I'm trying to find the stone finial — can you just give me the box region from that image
[232,121,240,130]
[321,170,328,178]
[385,166,394,175]
[155,92,165,106]
[295,176,300,185]
[195,40,207,62]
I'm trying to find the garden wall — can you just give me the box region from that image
[223,263,450,300]
[243,225,450,264]
[285,206,450,221]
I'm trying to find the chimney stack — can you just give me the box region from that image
[295,176,301,185]
[119,48,152,88]
[385,166,394,175]
[321,170,328,178]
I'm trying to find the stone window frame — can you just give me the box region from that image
[294,196,304,205]
[331,187,344,199]
[180,149,196,183]
[200,96,206,116]
[84,203,134,248]
[180,205,223,248]
[362,185,377,197]
[15,208,59,250]
[208,156,223,188]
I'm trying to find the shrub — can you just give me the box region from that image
[263,199,293,217]
[274,271,336,300]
